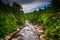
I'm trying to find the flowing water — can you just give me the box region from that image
[15,21,39,40]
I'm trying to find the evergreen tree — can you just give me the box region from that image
[12,2,22,11]
[51,0,60,11]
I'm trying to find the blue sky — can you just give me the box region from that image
[2,0,51,13]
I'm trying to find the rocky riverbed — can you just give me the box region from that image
[11,21,39,40]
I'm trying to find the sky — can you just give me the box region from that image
[1,0,51,13]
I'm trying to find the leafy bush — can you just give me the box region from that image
[27,8,60,39]
[0,1,25,38]
[0,11,17,38]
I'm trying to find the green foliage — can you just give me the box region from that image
[0,0,60,39]
[0,1,25,38]
[27,7,60,39]
[0,11,17,38]
[51,0,60,11]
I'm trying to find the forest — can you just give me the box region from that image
[0,0,60,40]
[0,0,26,39]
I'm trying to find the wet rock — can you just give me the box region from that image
[13,21,39,40]
[12,38,17,40]
[40,34,48,40]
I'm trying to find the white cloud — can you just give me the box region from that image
[21,1,50,13]
[1,0,51,13]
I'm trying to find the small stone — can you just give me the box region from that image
[40,34,47,40]
[12,38,17,40]
[17,28,20,31]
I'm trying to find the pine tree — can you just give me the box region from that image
[51,0,60,12]
[12,2,22,11]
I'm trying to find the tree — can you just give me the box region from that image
[0,1,25,39]
[51,0,60,11]
[12,2,25,25]
[12,2,22,11]
[0,0,1,3]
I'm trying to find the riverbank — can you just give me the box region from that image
[3,25,24,40]
[3,21,47,40]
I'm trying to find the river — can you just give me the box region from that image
[12,21,39,40]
